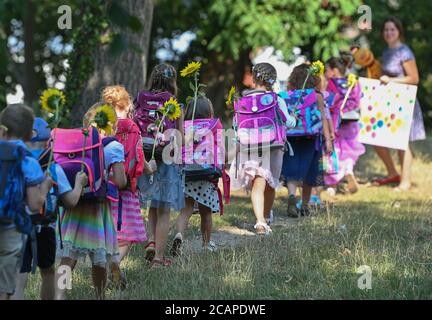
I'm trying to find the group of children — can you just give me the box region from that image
[0,55,365,300]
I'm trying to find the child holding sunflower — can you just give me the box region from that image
[56,102,127,300]
[136,63,184,267]
[102,85,156,287]
[324,57,364,195]
[281,63,333,218]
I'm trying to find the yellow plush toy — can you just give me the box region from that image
[352,47,382,79]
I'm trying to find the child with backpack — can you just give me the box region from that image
[280,64,333,218]
[0,104,53,300]
[56,102,127,300]
[11,118,88,300]
[324,57,364,195]
[171,96,227,255]
[102,85,156,287]
[134,63,185,267]
[230,63,297,235]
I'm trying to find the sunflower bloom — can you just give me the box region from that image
[40,88,66,113]
[347,73,358,87]
[226,86,236,107]
[310,60,325,76]
[91,104,117,136]
[161,97,181,121]
[180,61,202,77]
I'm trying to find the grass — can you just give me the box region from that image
[26,138,432,299]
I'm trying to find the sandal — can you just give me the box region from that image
[151,257,172,268]
[144,241,156,261]
[254,222,272,236]
[371,175,400,186]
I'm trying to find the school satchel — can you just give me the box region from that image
[133,90,177,161]
[327,78,361,121]
[279,89,322,137]
[233,91,287,150]
[115,118,144,192]
[0,141,31,234]
[51,127,119,202]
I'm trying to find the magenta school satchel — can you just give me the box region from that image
[279,89,322,137]
[233,91,287,150]
[327,78,361,121]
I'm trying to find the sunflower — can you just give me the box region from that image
[40,88,66,113]
[91,104,117,135]
[225,86,236,107]
[310,60,325,76]
[180,61,202,77]
[347,73,358,87]
[160,97,181,121]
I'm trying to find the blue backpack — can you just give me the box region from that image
[0,141,32,234]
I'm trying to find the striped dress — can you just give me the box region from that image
[111,190,147,243]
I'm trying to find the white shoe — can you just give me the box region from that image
[203,241,217,252]
[266,210,274,225]
[254,222,272,236]
[327,187,336,197]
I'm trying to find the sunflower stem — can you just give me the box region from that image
[151,113,167,161]
[46,103,60,176]
[339,83,355,116]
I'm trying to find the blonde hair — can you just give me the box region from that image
[102,85,132,113]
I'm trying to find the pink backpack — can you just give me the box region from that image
[327,78,361,122]
[233,91,287,150]
[52,127,118,202]
[133,91,177,161]
[115,119,144,192]
[182,118,230,213]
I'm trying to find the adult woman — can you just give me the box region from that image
[373,17,426,190]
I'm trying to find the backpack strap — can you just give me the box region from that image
[102,137,118,147]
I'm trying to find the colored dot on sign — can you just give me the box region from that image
[361,130,366,135]
[363,116,370,123]
[409,99,414,104]
[391,127,397,133]
[366,125,372,132]
[387,101,391,106]
[396,94,400,98]
[377,120,384,128]
[396,119,402,127]
[377,112,383,119]
[399,107,403,112]
[370,118,376,124]
[385,117,388,121]
[391,114,396,120]
[369,96,372,100]
[368,105,373,111]
[365,86,368,91]
[372,132,376,138]
[372,86,376,90]
[374,102,379,107]
[373,125,377,130]
[387,123,391,127]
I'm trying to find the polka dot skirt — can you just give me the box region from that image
[184,181,220,213]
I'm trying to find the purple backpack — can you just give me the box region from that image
[233,91,287,150]
[279,89,322,137]
[133,91,177,161]
[327,78,361,121]
[52,127,118,202]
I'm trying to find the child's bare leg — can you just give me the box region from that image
[302,183,313,207]
[198,204,212,247]
[263,183,275,220]
[251,177,267,225]
[147,208,157,242]
[287,181,297,196]
[154,207,170,260]
[176,198,195,238]
[118,240,131,262]
[55,258,77,300]
[40,266,56,300]
[10,272,28,300]
[92,265,107,300]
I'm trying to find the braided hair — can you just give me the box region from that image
[147,63,178,96]
[252,63,277,91]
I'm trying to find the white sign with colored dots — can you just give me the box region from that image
[358,77,417,151]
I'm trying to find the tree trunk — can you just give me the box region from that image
[23,0,38,107]
[73,0,153,124]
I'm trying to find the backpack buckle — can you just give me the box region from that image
[68,153,76,159]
